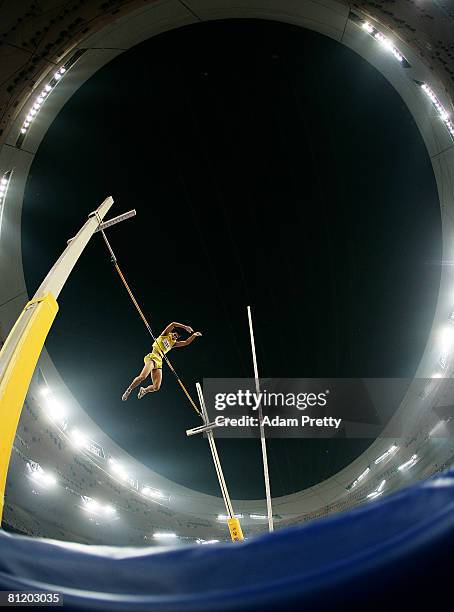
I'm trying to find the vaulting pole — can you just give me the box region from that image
[96,222,202,419]
[195,383,244,542]
[0,197,114,523]
[247,306,274,532]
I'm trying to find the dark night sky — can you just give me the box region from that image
[22,19,441,499]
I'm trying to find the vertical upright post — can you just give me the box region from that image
[247,306,274,532]
[196,383,244,542]
[0,197,114,523]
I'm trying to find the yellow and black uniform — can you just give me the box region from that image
[144,333,177,369]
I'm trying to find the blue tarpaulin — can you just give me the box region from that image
[1,469,454,610]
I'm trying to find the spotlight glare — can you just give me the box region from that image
[29,466,56,489]
[71,428,87,448]
[43,473,56,487]
[148,489,165,499]
[45,396,66,422]
[108,458,128,480]
[141,486,167,500]
[440,327,454,348]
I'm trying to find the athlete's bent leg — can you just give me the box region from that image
[138,368,162,399]
[122,361,153,401]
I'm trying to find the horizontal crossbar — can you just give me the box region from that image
[95,209,136,232]
[186,421,219,437]
[68,210,136,244]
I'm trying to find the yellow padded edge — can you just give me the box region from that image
[0,292,58,522]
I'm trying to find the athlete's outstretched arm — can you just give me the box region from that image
[162,322,193,335]
[174,332,202,348]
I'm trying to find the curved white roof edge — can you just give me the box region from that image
[1,0,453,520]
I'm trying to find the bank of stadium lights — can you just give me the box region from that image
[361,21,404,63]
[153,532,178,539]
[367,479,386,500]
[374,445,399,465]
[0,172,12,223]
[19,66,67,136]
[398,455,418,471]
[41,389,157,499]
[197,539,220,545]
[26,461,57,489]
[421,83,454,140]
[0,173,11,200]
[346,466,371,491]
[374,31,403,62]
[41,391,168,504]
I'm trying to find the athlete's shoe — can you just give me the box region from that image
[122,389,131,401]
[137,387,147,400]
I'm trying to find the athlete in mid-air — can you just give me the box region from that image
[122,322,202,401]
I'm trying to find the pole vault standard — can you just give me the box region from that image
[194,383,244,542]
[0,197,135,523]
[247,306,274,532]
